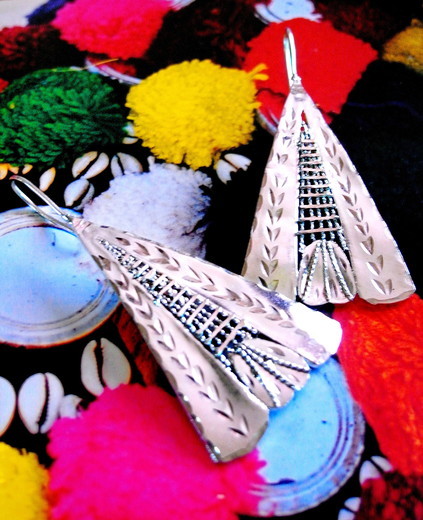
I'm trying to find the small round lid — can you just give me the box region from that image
[0,207,119,346]
[252,357,365,516]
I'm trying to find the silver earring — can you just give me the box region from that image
[11,175,341,462]
[242,29,415,306]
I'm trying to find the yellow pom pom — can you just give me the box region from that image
[0,442,49,520]
[248,63,269,82]
[383,20,423,74]
[126,60,260,170]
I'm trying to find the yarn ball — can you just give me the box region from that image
[47,384,265,520]
[0,24,82,81]
[52,0,172,60]
[313,0,421,48]
[83,159,212,257]
[0,78,8,92]
[243,18,377,124]
[333,295,423,476]
[0,442,49,520]
[27,0,72,25]
[355,471,423,520]
[126,60,264,169]
[0,68,127,166]
[383,19,423,74]
[145,0,267,69]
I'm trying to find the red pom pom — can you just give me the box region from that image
[243,18,377,123]
[53,0,172,59]
[0,24,82,81]
[314,1,415,48]
[48,385,265,520]
[0,78,8,92]
[333,295,423,475]
[356,471,423,520]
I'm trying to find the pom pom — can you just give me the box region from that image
[0,24,82,81]
[383,20,423,74]
[53,0,172,60]
[355,471,423,520]
[83,159,212,257]
[0,442,49,520]
[126,60,261,169]
[243,18,377,122]
[48,385,265,520]
[146,0,266,68]
[0,68,126,166]
[333,295,423,475]
[313,0,420,48]
[0,78,8,92]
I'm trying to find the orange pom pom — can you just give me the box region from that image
[334,295,423,475]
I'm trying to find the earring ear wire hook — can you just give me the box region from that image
[283,28,300,87]
[10,175,75,233]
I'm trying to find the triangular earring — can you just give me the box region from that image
[242,29,415,306]
[11,175,341,462]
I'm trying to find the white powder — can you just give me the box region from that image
[83,160,212,258]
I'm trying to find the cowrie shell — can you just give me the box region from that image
[338,510,355,520]
[338,497,361,520]
[111,152,143,177]
[7,164,19,174]
[223,153,251,170]
[0,376,16,435]
[359,455,393,484]
[81,338,132,396]
[64,178,95,209]
[59,394,83,419]
[82,152,110,180]
[370,455,394,472]
[215,153,251,183]
[0,163,34,180]
[18,372,64,434]
[122,124,139,145]
[0,164,9,180]
[122,136,139,145]
[72,151,99,178]
[39,167,56,191]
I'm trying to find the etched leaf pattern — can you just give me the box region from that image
[244,89,413,303]
[322,127,394,296]
[77,222,267,462]
[243,101,300,297]
[128,234,306,335]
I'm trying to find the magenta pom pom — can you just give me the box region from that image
[48,385,265,520]
[53,0,172,59]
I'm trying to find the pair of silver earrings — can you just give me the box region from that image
[10,29,414,462]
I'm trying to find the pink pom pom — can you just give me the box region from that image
[53,0,172,59]
[48,385,265,520]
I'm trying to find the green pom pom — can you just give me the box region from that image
[0,68,127,166]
